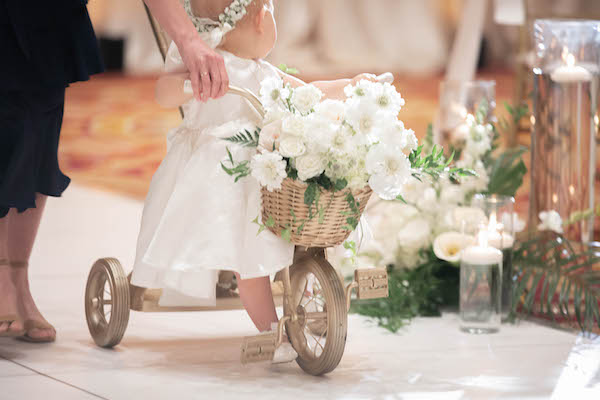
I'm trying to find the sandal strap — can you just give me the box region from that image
[23,319,55,331]
[10,261,28,269]
[0,314,18,323]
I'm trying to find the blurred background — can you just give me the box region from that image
[60,0,600,203]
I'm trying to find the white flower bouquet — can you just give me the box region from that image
[222,77,470,246]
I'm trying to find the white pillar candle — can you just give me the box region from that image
[462,245,503,265]
[487,231,515,250]
[550,54,592,83]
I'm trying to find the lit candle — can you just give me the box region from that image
[550,52,592,83]
[462,244,503,266]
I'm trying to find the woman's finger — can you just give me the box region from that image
[190,65,201,101]
[208,58,221,99]
[199,63,211,102]
[218,56,229,97]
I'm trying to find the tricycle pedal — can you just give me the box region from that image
[354,267,389,299]
[240,332,277,364]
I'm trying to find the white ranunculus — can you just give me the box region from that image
[501,212,526,233]
[282,115,306,138]
[440,182,465,205]
[291,85,323,114]
[465,123,492,159]
[329,126,354,156]
[278,136,306,158]
[433,231,475,263]
[344,79,375,99]
[315,99,346,123]
[295,153,326,181]
[397,218,432,251]
[452,206,487,233]
[366,145,412,200]
[250,151,287,191]
[538,210,563,233]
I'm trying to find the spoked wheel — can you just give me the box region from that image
[85,258,130,348]
[285,255,347,376]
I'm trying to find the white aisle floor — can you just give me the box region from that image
[0,185,599,400]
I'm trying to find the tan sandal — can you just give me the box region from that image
[17,319,56,343]
[9,261,56,343]
[0,259,25,337]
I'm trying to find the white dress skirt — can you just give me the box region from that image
[130,45,295,306]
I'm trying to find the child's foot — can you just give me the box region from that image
[272,342,298,364]
[269,322,297,364]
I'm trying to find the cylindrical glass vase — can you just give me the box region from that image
[471,194,516,321]
[436,80,496,153]
[460,244,503,334]
[530,20,600,244]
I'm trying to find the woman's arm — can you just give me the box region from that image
[276,70,380,100]
[144,0,229,102]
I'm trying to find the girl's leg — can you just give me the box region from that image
[235,273,278,332]
[0,213,21,334]
[8,194,54,340]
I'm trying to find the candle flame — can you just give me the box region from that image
[477,229,489,247]
[489,212,498,231]
[566,53,575,67]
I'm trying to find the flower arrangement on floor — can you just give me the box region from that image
[221,77,472,246]
[342,101,530,331]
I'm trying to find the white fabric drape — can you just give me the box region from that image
[267,0,449,75]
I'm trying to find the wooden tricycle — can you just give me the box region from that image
[83,5,389,377]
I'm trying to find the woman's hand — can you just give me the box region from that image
[351,73,378,85]
[178,34,229,102]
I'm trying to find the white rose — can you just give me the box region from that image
[278,136,306,158]
[452,206,487,233]
[538,210,563,233]
[295,153,326,181]
[291,85,323,114]
[397,218,432,251]
[258,120,282,151]
[282,115,306,138]
[433,231,475,264]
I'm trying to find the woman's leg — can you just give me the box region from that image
[0,214,21,334]
[8,194,55,340]
[235,273,278,332]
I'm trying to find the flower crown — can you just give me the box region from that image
[183,0,255,48]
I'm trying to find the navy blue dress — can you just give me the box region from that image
[0,0,103,217]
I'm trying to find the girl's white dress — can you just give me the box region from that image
[130,44,295,306]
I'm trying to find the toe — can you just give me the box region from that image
[27,327,55,341]
[8,320,23,333]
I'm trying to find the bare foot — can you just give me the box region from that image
[0,269,23,335]
[12,269,55,341]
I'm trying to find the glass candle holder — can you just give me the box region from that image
[435,80,496,153]
[472,194,516,320]
[460,232,503,334]
[530,19,600,244]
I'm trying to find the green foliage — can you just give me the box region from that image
[485,146,528,197]
[220,147,250,182]
[409,144,475,182]
[351,251,459,332]
[278,63,300,75]
[223,128,261,148]
[485,102,529,197]
[512,233,600,332]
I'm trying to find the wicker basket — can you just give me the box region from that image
[261,178,373,247]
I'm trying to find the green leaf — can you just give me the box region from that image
[281,228,291,242]
[222,128,261,148]
[265,215,275,228]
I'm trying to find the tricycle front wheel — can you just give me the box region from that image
[285,253,347,376]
